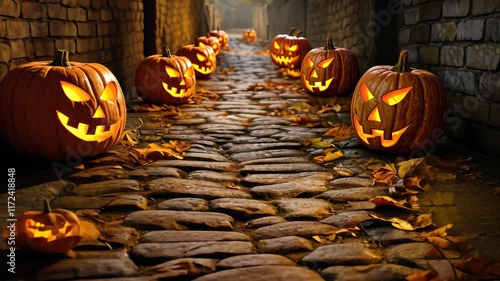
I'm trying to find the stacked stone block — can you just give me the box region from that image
[156,0,206,54]
[0,0,144,101]
[305,0,377,73]
[399,0,500,153]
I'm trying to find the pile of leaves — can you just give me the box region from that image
[246,79,303,92]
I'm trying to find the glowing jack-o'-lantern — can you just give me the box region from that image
[270,27,296,67]
[243,28,257,43]
[2,199,82,253]
[300,36,359,96]
[208,26,229,50]
[176,43,216,79]
[0,49,126,160]
[350,50,447,153]
[136,46,196,105]
[198,34,221,56]
[270,29,311,78]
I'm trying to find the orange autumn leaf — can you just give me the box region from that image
[371,168,400,186]
[369,195,419,211]
[133,143,186,160]
[405,269,440,281]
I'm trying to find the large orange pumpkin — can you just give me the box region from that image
[270,29,311,78]
[176,43,216,79]
[3,199,82,254]
[269,27,296,67]
[136,46,196,105]
[300,36,359,97]
[350,50,447,153]
[0,49,126,160]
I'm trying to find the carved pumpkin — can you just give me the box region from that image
[208,26,229,50]
[270,29,311,78]
[136,46,195,105]
[176,43,216,79]
[270,27,296,67]
[0,49,126,160]
[243,28,257,43]
[350,50,447,153]
[197,34,221,56]
[3,199,82,253]
[300,36,359,96]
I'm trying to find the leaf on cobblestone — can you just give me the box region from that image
[132,141,190,160]
[79,220,102,241]
[369,195,419,211]
[369,213,415,231]
[404,268,439,281]
[301,137,335,148]
[313,148,344,164]
[323,124,354,140]
[282,114,323,127]
[293,101,313,112]
[130,103,169,112]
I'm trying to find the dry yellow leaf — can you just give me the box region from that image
[323,150,344,162]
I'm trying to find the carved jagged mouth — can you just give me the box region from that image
[57,111,120,143]
[162,82,194,97]
[193,64,215,75]
[353,115,410,148]
[302,74,334,92]
[271,54,299,66]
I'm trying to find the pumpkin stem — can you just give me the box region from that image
[50,49,71,67]
[324,36,335,50]
[391,50,411,73]
[42,199,53,214]
[288,27,297,35]
[294,29,303,37]
[162,45,171,58]
[217,26,220,32]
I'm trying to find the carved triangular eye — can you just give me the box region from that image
[318,57,334,68]
[212,44,218,49]
[306,57,314,67]
[273,41,280,49]
[360,82,374,102]
[199,42,206,48]
[197,54,206,62]
[166,66,180,78]
[61,81,91,102]
[381,87,412,106]
[100,82,119,101]
[288,45,298,52]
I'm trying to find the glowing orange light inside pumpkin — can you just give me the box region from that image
[56,81,122,143]
[367,107,381,122]
[381,87,412,105]
[162,65,195,98]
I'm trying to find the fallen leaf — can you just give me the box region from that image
[405,269,440,281]
[132,143,187,160]
[397,158,424,178]
[79,220,102,241]
[293,101,313,112]
[323,150,344,162]
[323,124,354,140]
[369,213,415,230]
[369,196,419,211]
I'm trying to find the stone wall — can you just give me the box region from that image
[399,0,500,153]
[0,0,144,101]
[305,0,378,73]
[156,0,207,54]
[267,0,307,40]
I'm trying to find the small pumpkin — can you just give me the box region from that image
[350,50,447,153]
[243,28,257,43]
[3,199,82,254]
[176,42,216,79]
[136,45,196,105]
[0,49,126,160]
[300,36,359,96]
[197,34,221,56]
[208,26,229,50]
[269,27,296,67]
[270,28,311,78]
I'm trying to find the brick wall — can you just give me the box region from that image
[156,0,207,54]
[399,0,500,153]
[0,0,144,101]
[305,0,377,73]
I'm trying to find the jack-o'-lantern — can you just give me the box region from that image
[350,50,447,153]
[243,28,257,43]
[300,36,359,96]
[197,34,221,56]
[270,29,311,78]
[270,27,296,67]
[2,199,82,254]
[208,26,229,50]
[136,45,196,105]
[176,43,216,79]
[0,49,126,160]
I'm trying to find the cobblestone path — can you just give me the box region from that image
[1,33,499,281]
